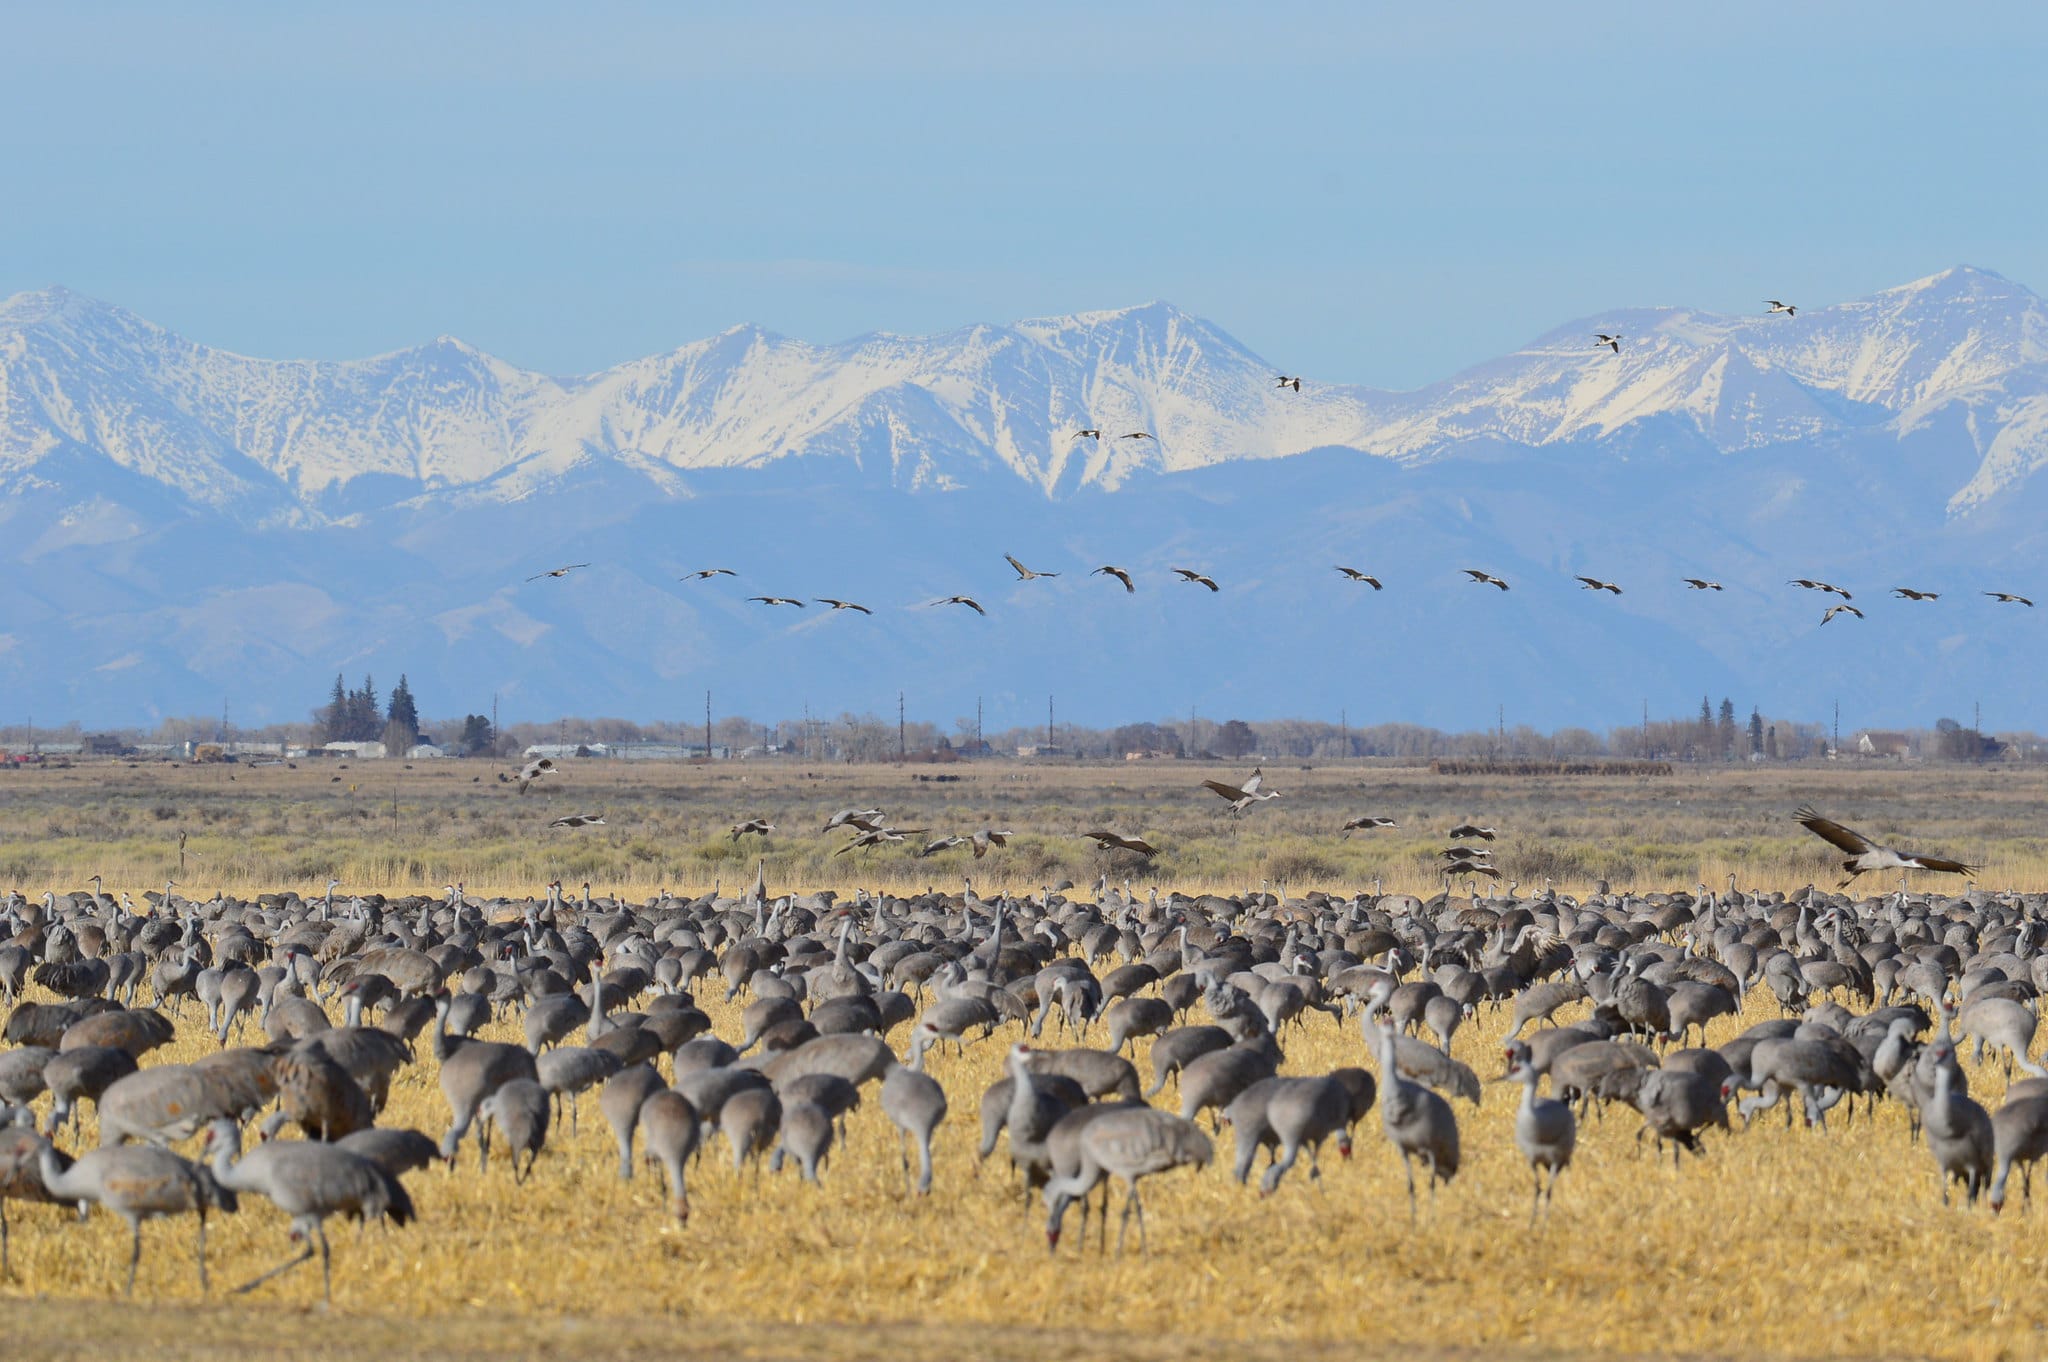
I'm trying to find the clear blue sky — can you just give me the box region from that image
[4,3,2045,389]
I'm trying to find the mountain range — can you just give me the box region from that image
[4,266,2046,734]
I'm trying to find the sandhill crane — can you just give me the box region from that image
[1633,1067,1728,1165]
[478,1079,550,1182]
[679,567,736,580]
[1683,578,1723,590]
[2,1106,71,1276]
[1121,431,1155,441]
[1593,333,1621,353]
[1275,375,1302,391]
[526,564,588,581]
[512,758,555,794]
[1079,830,1157,856]
[1335,567,1383,588]
[202,1119,411,1303]
[1504,1049,1574,1222]
[1820,603,1863,625]
[1250,1076,1355,1194]
[1985,591,2034,606]
[1172,568,1219,592]
[1343,816,1398,832]
[1042,1105,1211,1253]
[836,826,928,855]
[598,1065,667,1180]
[433,994,540,1166]
[546,813,606,829]
[1447,823,1497,841]
[32,1137,229,1295]
[1794,806,1978,889]
[823,808,885,833]
[926,595,987,615]
[917,836,967,858]
[1463,569,1509,591]
[814,598,871,614]
[772,1101,834,1183]
[536,1046,623,1133]
[1371,1017,1459,1220]
[1072,429,1101,440]
[1090,565,1135,592]
[1005,554,1058,581]
[1922,1042,1993,1205]
[1989,1097,2048,1213]
[747,595,805,607]
[1575,576,1623,594]
[1765,300,1797,315]
[638,1090,699,1220]
[721,1086,782,1173]
[43,1045,137,1134]
[1959,998,2048,1078]
[881,1064,947,1195]
[1892,587,1940,601]
[730,819,775,840]
[333,1128,442,1178]
[1790,578,1852,598]
[1202,769,1279,817]
[268,1037,374,1141]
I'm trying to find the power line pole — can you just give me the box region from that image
[704,690,712,761]
[898,690,906,757]
[1832,700,1840,757]
[976,695,983,747]
[1640,699,1648,756]
[1048,695,1055,751]
[491,692,499,764]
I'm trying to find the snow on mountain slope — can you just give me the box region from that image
[5,267,2048,518]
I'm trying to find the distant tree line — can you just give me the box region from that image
[16,697,2046,765]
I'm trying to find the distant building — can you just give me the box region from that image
[1855,731,1914,758]
[1015,744,1063,758]
[322,740,388,760]
[407,743,448,759]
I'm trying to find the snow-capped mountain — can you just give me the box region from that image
[3,267,2046,733]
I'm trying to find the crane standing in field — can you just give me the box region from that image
[202,1119,413,1304]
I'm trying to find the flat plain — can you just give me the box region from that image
[3,757,2045,1362]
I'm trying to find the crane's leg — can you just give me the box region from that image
[126,1220,141,1297]
[2,1199,11,1280]
[317,1222,332,1306]
[1529,1169,1541,1227]
[233,1239,315,1294]
[196,1213,209,1293]
[1115,1185,1137,1255]
[616,1128,634,1181]
[1402,1153,1418,1225]
[916,1132,934,1197]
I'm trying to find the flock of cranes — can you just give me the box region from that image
[497,300,2036,634]
[0,796,2026,1303]
[521,555,2036,629]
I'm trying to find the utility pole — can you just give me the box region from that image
[898,690,906,757]
[1497,703,1505,754]
[1832,700,1840,757]
[976,696,983,748]
[1640,699,1648,756]
[704,690,712,761]
[1048,695,1055,751]
[491,692,499,764]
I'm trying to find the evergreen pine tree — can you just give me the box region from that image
[322,673,347,742]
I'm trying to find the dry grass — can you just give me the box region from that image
[3,981,2044,1359]
[5,757,2048,900]
[4,760,2044,1358]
